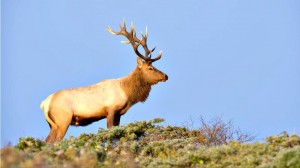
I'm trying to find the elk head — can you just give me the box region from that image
[107,20,168,85]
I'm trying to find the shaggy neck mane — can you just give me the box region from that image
[121,67,151,104]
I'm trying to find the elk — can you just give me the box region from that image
[40,21,168,143]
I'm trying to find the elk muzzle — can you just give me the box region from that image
[163,74,168,81]
[159,73,168,82]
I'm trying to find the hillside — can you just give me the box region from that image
[1,118,300,167]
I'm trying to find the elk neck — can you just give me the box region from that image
[120,66,151,104]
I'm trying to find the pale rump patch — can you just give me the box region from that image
[40,94,57,129]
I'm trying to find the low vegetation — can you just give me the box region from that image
[1,118,300,167]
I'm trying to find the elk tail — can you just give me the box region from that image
[40,94,58,129]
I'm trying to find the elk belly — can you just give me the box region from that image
[70,99,108,126]
[71,114,106,126]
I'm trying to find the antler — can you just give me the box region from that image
[106,20,162,63]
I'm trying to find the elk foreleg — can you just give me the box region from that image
[106,104,131,129]
[107,112,121,128]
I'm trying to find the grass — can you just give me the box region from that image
[1,118,300,167]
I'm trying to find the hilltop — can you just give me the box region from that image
[1,118,300,167]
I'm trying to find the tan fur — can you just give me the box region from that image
[41,58,168,143]
[40,94,57,129]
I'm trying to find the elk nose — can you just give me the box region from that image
[165,74,168,81]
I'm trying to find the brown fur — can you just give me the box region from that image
[121,67,152,104]
[41,58,168,143]
[42,21,168,143]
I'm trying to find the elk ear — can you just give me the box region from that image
[137,57,144,69]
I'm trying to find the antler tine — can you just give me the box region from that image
[148,46,156,57]
[149,51,162,62]
[140,33,150,57]
[123,18,126,27]
[151,46,156,53]
[131,22,136,37]
[145,26,148,38]
[106,26,117,35]
[107,21,162,63]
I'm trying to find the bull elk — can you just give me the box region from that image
[40,21,168,143]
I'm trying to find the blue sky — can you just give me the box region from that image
[2,0,300,147]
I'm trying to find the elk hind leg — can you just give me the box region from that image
[44,113,59,143]
[48,109,72,142]
[55,124,70,141]
[45,127,58,143]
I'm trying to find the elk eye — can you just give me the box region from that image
[148,67,154,71]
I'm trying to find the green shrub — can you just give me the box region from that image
[270,146,300,168]
[15,137,45,152]
[1,118,299,167]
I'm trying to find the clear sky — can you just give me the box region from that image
[2,0,300,147]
